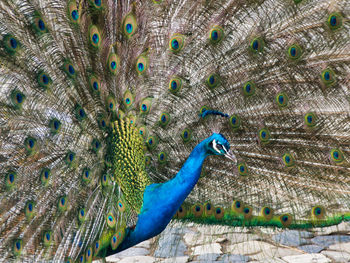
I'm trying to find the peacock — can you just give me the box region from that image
[0,0,350,261]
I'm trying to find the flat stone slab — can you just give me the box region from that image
[116,256,155,263]
[160,256,190,263]
[313,222,350,236]
[328,241,350,253]
[192,243,222,255]
[311,235,350,247]
[219,254,249,263]
[282,253,331,263]
[298,245,324,253]
[250,247,303,261]
[226,240,276,255]
[112,247,149,258]
[321,250,350,263]
[272,230,312,246]
[196,253,221,261]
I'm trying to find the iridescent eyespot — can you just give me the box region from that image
[101,174,109,187]
[214,206,225,220]
[89,74,100,94]
[63,61,76,78]
[321,68,336,87]
[282,153,295,167]
[108,53,120,75]
[140,98,152,114]
[68,1,79,23]
[279,214,292,227]
[40,168,51,186]
[287,44,302,60]
[250,37,264,53]
[243,81,256,96]
[91,138,101,153]
[181,128,191,142]
[169,34,185,52]
[158,151,167,164]
[11,90,26,109]
[176,205,187,218]
[123,13,137,38]
[13,239,22,256]
[49,118,61,134]
[169,77,182,94]
[136,54,149,75]
[146,136,158,150]
[192,204,203,217]
[65,151,76,166]
[205,203,213,216]
[117,199,126,212]
[78,208,86,223]
[85,246,93,261]
[312,206,325,219]
[138,126,148,139]
[127,114,136,126]
[159,112,170,127]
[25,201,35,220]
[5,170,16,190]
[209,26,224,44]
[82,168,91,184]
[229,114,240,130]
[78,254,85,263]
[37,71,52,89]
[24,136,37,155]
[43,231,52,246]
[261,206,274,220]
[33,17,47,34]
[145,156,152,167]
[199,105,210,116]
[304,112,316,127]
[106,212,116,228]
[243,206,253,220]
[276,92,288,107]
[232,200,244,213]
[75,104,87,121]
[237,163,248,176]
[111,229,125,250]
[118,109,125,120]
[258,128,271,143]
[89,25,101,48]
[330,148,344,163]
[327,12,342,30]
[97,114,108,130]
[3,34,20,54]
[206,73,221,89]
[123,90,134,108]
[89,0,102,9]
[58,196,68,212]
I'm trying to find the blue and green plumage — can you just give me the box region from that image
[0,0,350,262]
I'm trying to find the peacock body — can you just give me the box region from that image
[0,0,350,261]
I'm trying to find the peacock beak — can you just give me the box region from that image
[222,145,237,164]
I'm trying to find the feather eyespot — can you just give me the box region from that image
[169,34,185,52]
[327,12,342,30]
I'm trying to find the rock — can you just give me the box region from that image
[313,222,350,236]
[161,256,190,263]
[328,241,350,253]
[115,256,156,263]
[282,253,331,263]
[192,243,222,255]
[196,253,221,261]
[134,240,151,249]
[154,236,187,258]
[112,247,149,258]
[272,230,312,247]
[250,247,303,261]
[219,254,250,263]
[298,245,324,253]
[311,235,350,247]
[226,241,276,255]
[321,250,350,263]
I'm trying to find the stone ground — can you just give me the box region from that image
[94,221,350,263]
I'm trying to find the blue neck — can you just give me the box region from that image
[112,139,209,253]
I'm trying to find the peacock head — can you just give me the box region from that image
[205,133,237,163]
